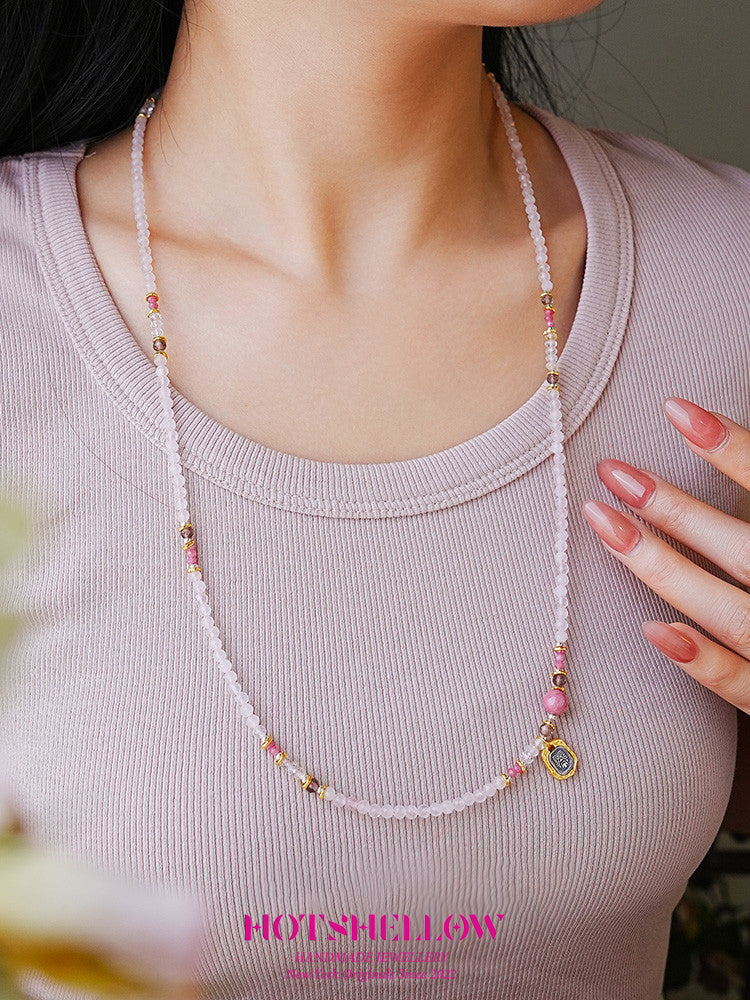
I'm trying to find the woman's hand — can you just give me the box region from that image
[582,396,750,716]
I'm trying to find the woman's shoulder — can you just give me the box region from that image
[584,123,749,415]
[0,143,86,342]
[0,148,35,261]
[581,119,749,232]
[527,105,748,295]
[0,144,88,438]
[0,143,78,288]
[562,115,748,309]
[0,141,83,230]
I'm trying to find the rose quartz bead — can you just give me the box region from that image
[185,546,198,565]
[542,688,569,714]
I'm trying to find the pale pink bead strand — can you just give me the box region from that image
[129,74,573,820]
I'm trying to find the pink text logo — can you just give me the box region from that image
[244,913,504,943]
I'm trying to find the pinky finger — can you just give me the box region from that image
[641,620,750,715]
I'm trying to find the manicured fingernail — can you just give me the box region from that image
[582,500,642,554]
[597,459,656,509]
[641,620,698,663]
[663,397,728,450]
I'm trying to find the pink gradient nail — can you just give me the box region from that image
[597,459,656,509]
[641,621,698,663]
[582,500,642,554]
[663,397,728,450]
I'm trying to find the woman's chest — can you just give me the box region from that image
[0,444,737,997]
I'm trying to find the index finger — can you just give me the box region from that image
[664,397,750,491]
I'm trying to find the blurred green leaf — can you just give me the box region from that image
[0,616,20,657]
[0,496,29,667]
[0,497,29,567]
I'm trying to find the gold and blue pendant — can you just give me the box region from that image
[541,739,578,780]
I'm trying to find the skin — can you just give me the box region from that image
[76,0,595,463]
[74,0,750,829]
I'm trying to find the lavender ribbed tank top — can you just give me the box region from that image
[0,104,748,999]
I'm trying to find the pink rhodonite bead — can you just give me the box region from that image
[147,294,159,308]
[544,308,555,325]
[508,764,521,777]
[554,651,566,666]
[185,546,199,565]
[266,741,280,756]
[543,688,569,714]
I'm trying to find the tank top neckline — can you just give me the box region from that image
[27,102,634,518]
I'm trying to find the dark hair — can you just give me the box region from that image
[0,1,559,158]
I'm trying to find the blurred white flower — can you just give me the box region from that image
[0,834,204,997]
[0,493,204,998]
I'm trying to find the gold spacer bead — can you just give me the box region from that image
[501,773,510,788]
[145,291,158,301]
[515,759,526,774]
[147,308,160,318]
[318,784,327,800]
[274,751,287,767]
[186,564,201,573]
[182,539,196,551]
[153,351,168,360]
[300,774,313,790]
[553,644,568,651]
[260,736,273,750]
[546,384,561,392]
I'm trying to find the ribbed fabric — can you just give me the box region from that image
[0,104,748,1000]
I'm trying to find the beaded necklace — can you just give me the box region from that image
[130,70,578,821]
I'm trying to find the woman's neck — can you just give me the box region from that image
[118,1,533,295]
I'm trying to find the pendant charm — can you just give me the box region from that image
[541,739,578,780]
